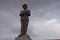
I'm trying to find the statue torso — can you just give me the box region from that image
[20,9,30,21]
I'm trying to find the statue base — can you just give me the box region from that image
[15,35,32,40]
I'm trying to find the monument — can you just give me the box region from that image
[15,4,32,40]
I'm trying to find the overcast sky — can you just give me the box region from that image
[0,0,60,40]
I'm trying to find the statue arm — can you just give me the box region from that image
[28,10,31,16]
[19,11,24,16]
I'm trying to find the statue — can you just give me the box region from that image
[19,4,31,37]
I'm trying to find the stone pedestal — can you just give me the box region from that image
[15,35,32,40]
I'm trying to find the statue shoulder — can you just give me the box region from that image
[27,9,31,13]
[27,9,30,12]
[20,10,24,13]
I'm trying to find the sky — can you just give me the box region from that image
[0,0,60,40]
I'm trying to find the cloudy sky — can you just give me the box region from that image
[0,0,60,40]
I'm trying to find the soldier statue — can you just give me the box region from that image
[19,4,31,37]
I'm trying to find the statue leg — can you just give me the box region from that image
[20,21,29,36]
[20,21,25,36]
[24,21,28,35]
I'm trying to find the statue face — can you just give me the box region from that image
[23,6,27,9]
[22,4,27,9]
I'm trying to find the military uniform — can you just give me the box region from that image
[19,9,30,36]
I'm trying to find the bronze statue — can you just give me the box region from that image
[19,4,31,37]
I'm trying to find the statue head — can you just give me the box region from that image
[22,4,27,9]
